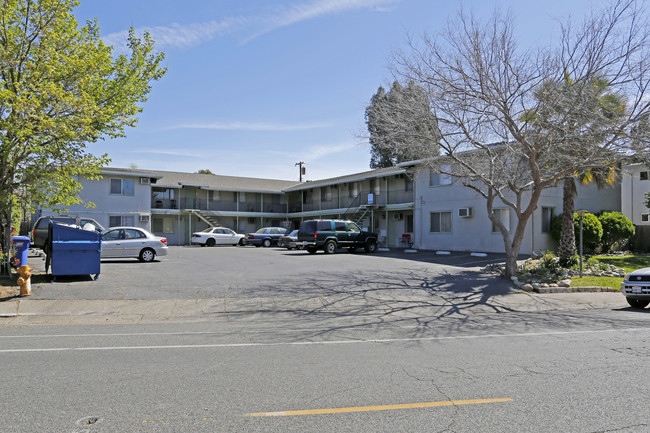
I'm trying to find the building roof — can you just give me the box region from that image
[102,164,414,194]
[102,168,301,193]
[282,166,409,192]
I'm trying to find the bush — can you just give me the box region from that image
[574,212,602,253]
[550,212,603,253]
[598,211,635,252]
[539,251,558,270]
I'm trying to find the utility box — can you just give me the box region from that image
[47,222,101,280]
[11,236,31,268]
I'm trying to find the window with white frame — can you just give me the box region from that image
[109,215,135,227]
[640,171,649,181]
[642,213,649,222]
[541,207,554,233]
[429,165,452,186]
[430,211,452,233]
[110,178,134,196]
[492,208,510,232]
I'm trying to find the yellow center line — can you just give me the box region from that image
[246,397,513,417]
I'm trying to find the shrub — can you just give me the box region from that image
[539,251,558,270]
[598,211,635,252]
[574,212,602,253]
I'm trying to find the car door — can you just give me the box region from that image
[101,229,125,257]
[121,228,148,256]
[212,228,226,245]
[222,228,238,244]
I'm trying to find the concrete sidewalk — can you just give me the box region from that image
[0,291,628,326]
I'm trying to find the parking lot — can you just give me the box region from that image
[23,246,513,301]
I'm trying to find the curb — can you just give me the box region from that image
[530,286,620,294]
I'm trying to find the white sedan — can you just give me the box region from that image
[101,227,168,262]
[191,227,246,247]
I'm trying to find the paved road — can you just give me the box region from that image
[1,308,649,432]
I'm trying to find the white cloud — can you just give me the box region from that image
[167,120,336,132]
[102,0,399,50]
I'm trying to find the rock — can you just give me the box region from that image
[532,283,541,290]
[522,284,534,291]
[558,279,571,288]
[549,283,558,288]
[540,283,550,288]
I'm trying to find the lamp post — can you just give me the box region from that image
[576,210,588,278]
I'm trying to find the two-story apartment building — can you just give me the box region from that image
[33,161,648,253]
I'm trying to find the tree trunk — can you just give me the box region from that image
[558,177,577,263]
[0,207,11,277]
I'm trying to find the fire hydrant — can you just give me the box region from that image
[17,265,32,296]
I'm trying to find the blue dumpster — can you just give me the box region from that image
[48,222,101,280]
[11,236,30,268]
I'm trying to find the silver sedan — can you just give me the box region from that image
[101,227,168,262]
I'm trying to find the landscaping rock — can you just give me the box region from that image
[558,279,571,288]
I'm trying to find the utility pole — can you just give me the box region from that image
[295,161,306,182]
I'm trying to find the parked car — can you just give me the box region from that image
[297,219,378,254]
[101,227,168,262]
[31,216,104,249]
[191,227,246,247]
[621,267,650,308]
[278,230,303,250]
[246,227,289,247]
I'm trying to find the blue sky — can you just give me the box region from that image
[74,0,600,182]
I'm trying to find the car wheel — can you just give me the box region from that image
[206,238,216,247]
[626,298,650,309]
[238,238,245,246]
[139,248,156,262]
[262,239,271,248]
[324,240,336,254]
[307,247,317,254]
[364,241,377,253]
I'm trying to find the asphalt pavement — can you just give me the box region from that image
[0,246,628,326]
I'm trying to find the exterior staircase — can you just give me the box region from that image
[189,210,221,227]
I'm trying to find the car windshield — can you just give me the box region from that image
[200,228,214,233]
[289,230,298,236]
[255,228,267,234]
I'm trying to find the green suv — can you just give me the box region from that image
[297,219,378,254]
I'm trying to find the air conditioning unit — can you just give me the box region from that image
[393,213,403,221]
[139,214,150,222]
[140,177,150,185]
[458,207,473,218]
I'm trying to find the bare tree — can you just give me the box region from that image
[385,1,650,277]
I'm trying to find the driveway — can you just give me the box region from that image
[21,246,514,302]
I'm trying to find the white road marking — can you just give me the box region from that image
[0,327,646,354]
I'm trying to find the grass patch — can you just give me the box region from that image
[593,255,650,273]
[570,275,622,290]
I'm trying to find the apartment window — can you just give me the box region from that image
[349,182,359,198]
[640,171,649,181]
[110,178,134,196]
[492,208,510,232]
[642,213,649,222]
[152,216,174,234]
[321,186,332,201]
[541,207,554,233]
[405,179,413,191]
[109,215,135,227]
[210,191,220,201]
[430,211,452,233]
[429,165,452,186]
[152,188,175,200]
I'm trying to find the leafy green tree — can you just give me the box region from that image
[598,211,635,252]
[196,169,215,175]
[0,0,166,275]
[365,81,439,168]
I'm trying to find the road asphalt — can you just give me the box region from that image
[0,290,627,326]
[0,247,630,326]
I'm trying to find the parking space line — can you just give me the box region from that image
[245,398,513,417]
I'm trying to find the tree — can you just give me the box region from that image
[386,1,650,276]
[196,169,215,175]
[0,0,166,275]
[365,81,439,168]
